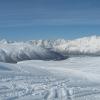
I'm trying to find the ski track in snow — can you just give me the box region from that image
[0,57,100,100]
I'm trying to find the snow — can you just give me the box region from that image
[26,35,100,55]
[0,57,100,100]
[0,36,100,100]
[0,42,68,63]
[0,36,100,63]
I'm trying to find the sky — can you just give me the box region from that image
[0,0,100,40]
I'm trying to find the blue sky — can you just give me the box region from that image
[0,0,100,40]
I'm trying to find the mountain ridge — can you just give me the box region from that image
[0,35,100,63]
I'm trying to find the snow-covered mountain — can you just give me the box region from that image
[28,35,100,55]
[0,35,100,63]
[0,42,68,63]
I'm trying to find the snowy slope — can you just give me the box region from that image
[0,57,100,100]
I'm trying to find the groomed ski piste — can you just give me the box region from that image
[0,36,100,100]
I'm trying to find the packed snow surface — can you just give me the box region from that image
[0,57,100,100]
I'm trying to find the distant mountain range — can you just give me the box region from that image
[0,35,100,63]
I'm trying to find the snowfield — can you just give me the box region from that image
[0,57,100,100]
